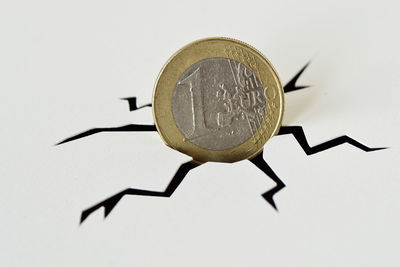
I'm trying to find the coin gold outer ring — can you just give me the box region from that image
[152,37,284,163]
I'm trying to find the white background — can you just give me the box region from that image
[1,0,399,266]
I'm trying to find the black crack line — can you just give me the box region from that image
[58,62,311,147]
[277,126,387,155]
[283,61,310,93]
[249,151,285,211]
[80,160,200,224]
[121,97,152,111]
[56,124,157,145]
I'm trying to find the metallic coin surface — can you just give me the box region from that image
[153,37,284,163]
[172,57,266,150]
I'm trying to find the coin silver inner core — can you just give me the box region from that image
[172,57,266,151]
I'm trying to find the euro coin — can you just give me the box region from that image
[153,37,284,163]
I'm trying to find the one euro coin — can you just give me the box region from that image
[153,37,284,163]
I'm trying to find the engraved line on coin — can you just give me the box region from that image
[225,49,264,138]
[226,58,264,135]
[228,57,238,86]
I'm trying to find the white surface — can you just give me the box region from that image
[1,1,399,266]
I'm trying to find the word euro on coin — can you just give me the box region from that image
[153,37,284,163]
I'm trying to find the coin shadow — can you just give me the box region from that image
[279,61,321,124]
[283,87,320,124]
